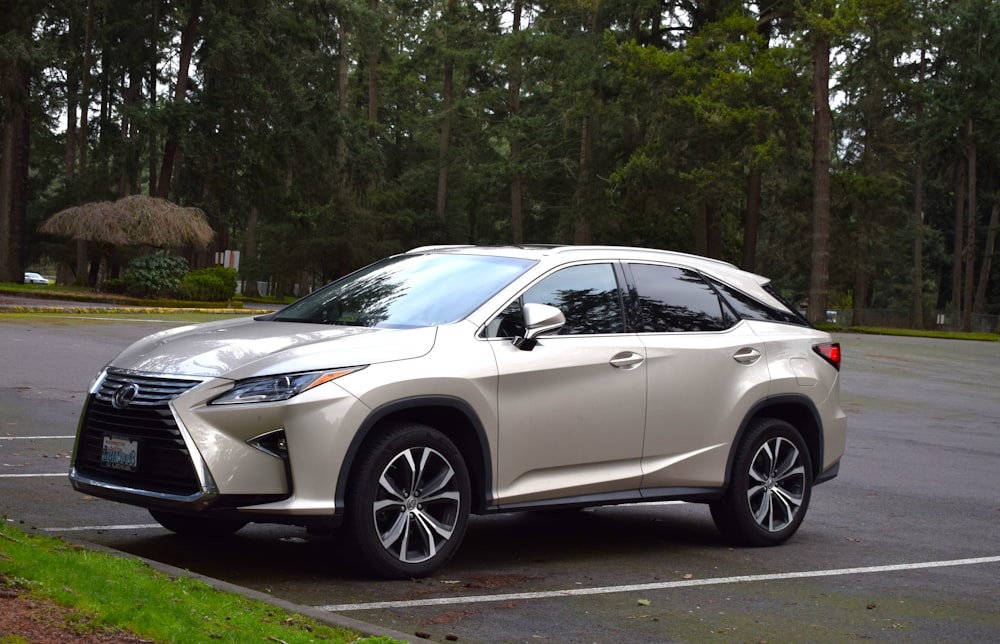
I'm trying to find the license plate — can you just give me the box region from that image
[101,435,138,472]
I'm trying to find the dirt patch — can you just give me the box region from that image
[0,587,151,643]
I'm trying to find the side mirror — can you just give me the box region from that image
[512,303,565,351]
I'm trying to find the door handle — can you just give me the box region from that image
[733,347,762,364]
[609,352,644,369]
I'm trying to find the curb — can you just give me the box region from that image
[0,305,272,315]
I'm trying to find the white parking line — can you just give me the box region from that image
[42,524,161,532]
[317,555,1000,612]
[0,435,75,440]
[0,473,66,478]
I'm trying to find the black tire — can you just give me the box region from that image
[710,417,813,547]
[344,422,471,579]
[149,509,247,538]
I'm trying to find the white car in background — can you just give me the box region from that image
[24,272,49,284]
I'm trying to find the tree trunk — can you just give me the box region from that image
[707,202,722,259]
[0,91,30,283]
[951,163,965,317]
[120,69,142,195]
[0,2,31,283]
[574,108,596,245]
[156,1,200,199]
[695,202,707,256]
[695,202,721,259]
[509,0,524,244]
[64,3,82,285]
[149,0,160,197]
[972,204,998,315]
[436,58,454,220]
[368,0,379,137]
[911,155,925,328]
[78,0,95,174]
[743,17,771,273]
[962,118,976,332]
[336,17,350,203]
[65,9,79,183]
[435,0,458,221]
[99,48,111,187]
[573,0,603,246]
[911,43,927,329]
[742,167,761,271]
[853,218,870,326]
[243,206,260,297]
[807,34,832,326]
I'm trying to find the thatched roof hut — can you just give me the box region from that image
[39,195,214,248]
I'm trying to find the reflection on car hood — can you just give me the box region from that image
[108,316,437,379]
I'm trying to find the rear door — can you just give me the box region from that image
[625,263,771,492]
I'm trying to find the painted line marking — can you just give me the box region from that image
[0,473,66,478]
[30,315,188,323]
[317,555,1000,612]
[41,524,161,533]
[0,436,75,440]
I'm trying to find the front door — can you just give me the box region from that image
[486,262,647,507]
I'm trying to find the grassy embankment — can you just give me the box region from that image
[0,523,397,643]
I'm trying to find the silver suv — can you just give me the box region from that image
[70,245,845,578]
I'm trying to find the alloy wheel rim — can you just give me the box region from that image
[746,436,806,532]
[372,446,461,564]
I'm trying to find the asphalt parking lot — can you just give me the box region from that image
[2,314,999,642]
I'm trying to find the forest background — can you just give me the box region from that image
[1,0,998,329]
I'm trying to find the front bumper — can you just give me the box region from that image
[69,368,367,521]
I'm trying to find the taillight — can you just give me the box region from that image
[813,342,841,370]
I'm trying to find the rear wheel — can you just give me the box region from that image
[344,422,471,579]
[710,417,812,546]
[149,509,247,538]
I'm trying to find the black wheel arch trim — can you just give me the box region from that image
[723,394,829,489]
[333,395,493,516]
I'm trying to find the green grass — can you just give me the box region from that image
[0,311,258,324]
[820,324,999,342]
[0,523,397,643]
[0,283,252,310]
[1,282,295,306]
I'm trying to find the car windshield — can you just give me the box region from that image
[271,253,536,328]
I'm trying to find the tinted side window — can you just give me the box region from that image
[490,263,625,336]
[711,278,808,327]
[629,264,729,332]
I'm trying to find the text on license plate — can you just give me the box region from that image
[101,435,138,471]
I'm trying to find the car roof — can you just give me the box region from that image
[405,244,772,292]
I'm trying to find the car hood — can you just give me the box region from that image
[108,316,438,379]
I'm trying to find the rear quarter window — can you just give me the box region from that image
[710,278,809,326]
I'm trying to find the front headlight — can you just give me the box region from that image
[210,367,365,405]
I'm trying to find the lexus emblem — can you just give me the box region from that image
[111,383,140,409]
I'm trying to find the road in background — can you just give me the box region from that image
[2,316,999,642]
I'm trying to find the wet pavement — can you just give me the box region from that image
[2,313,999,643]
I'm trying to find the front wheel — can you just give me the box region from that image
[344,422,471,579]
[710,417,813,546]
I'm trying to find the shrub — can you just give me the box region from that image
[100,278,126,294]
[178,267,238,302]
[123,253,189,298]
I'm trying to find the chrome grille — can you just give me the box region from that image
[94,370,201,407]
[74,370,204,496]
